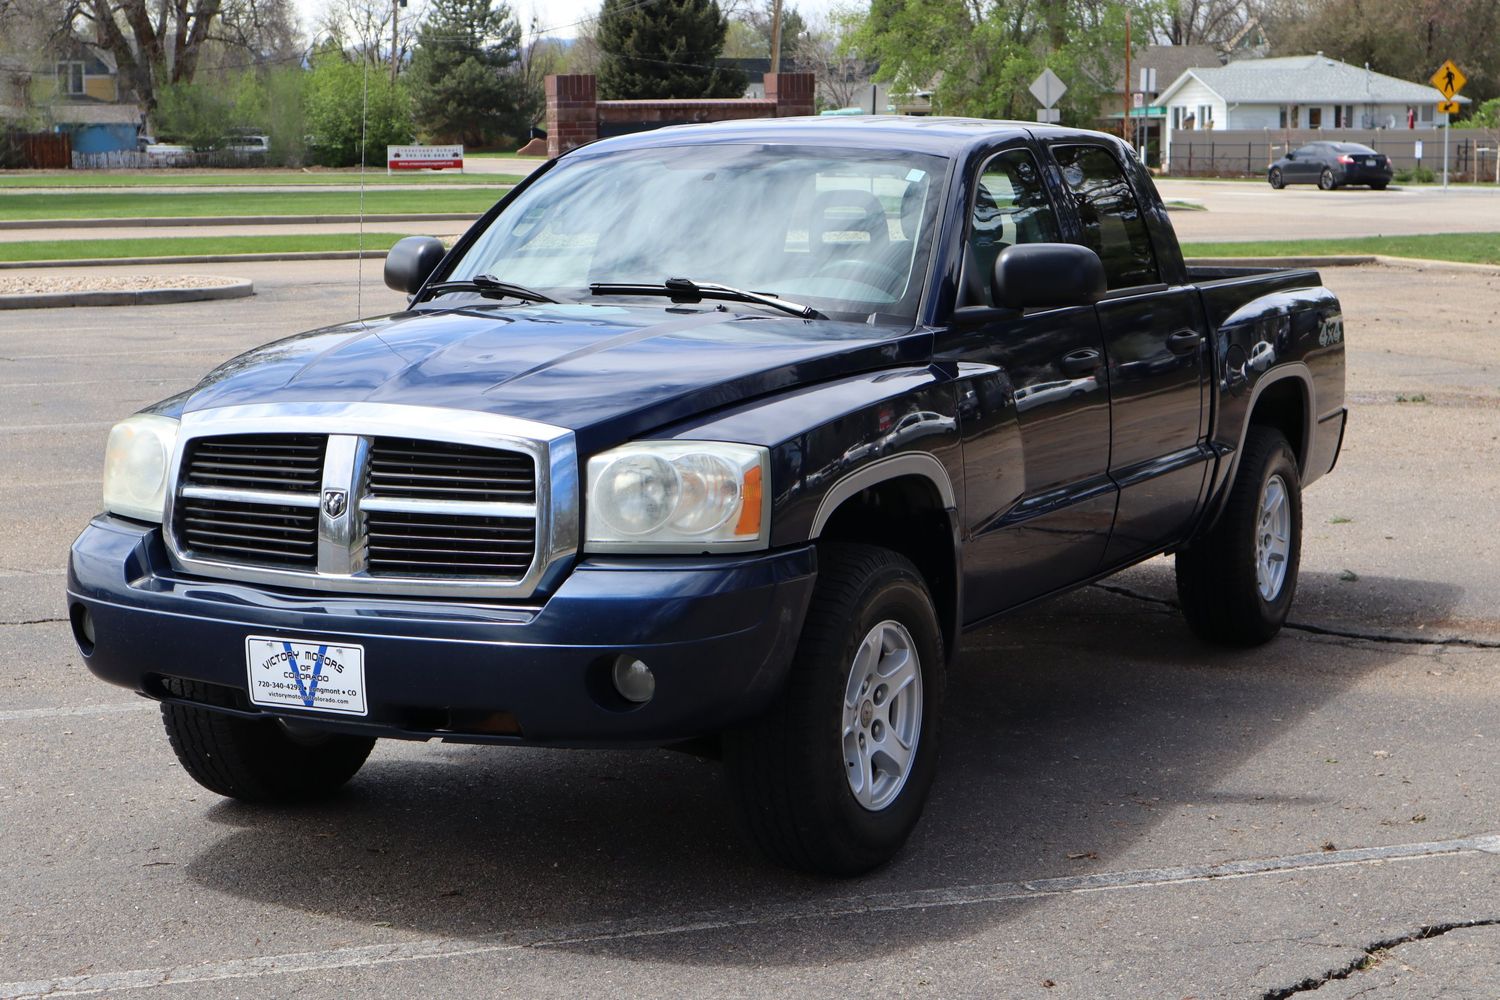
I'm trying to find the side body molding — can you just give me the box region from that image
[810,453,959,537]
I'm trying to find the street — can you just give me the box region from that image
[3,259,1500,998]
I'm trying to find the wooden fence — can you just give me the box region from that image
[1167,128,1500,180]
[1,131,72,169]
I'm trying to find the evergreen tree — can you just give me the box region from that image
[406,0,537,146]
[597,0,747,99]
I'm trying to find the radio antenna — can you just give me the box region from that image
[356,58,370,325]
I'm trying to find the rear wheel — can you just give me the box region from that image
[724,543,945,876]
[1268,168,1285,189]
[1319,168,1338,190]
[1371,181,1389,190]
[161,682,375,802]
[1176,427,1303,646]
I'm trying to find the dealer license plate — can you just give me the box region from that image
[245,636,367,716]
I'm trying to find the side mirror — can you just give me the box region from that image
[992,243,1106,311]
[384,236,447,294]
[1285,152,1296,160]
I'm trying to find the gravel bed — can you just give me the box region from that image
[0,273,241,295]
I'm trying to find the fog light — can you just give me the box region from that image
[611,656,656,704]
[70,603,95,655]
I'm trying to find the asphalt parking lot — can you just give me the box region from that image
[3,259,1500,998]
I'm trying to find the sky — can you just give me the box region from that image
[291,0,849,42]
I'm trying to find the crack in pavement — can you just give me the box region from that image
[1261,919,1500,998]
[1,617,66,626]
[1090,582,1500,649]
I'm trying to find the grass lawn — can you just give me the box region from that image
[0,189,500,221]
[0,170,521,188]
[0,232,411,263]
[1182,232,1500,265]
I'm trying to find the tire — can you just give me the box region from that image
[1268,168,1284,189]
[1319,168,1337,190]
[724,543,945,876]
[1371,181,1388,190]
[161,681,375,802]
[1176,427,1303,647]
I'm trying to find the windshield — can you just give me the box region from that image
[442,143,948,322]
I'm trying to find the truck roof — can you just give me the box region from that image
[573,115,1110,159]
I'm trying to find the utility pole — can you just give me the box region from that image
[769,0,783,75]
[390,0,400,84]
[1123,9,1132,147]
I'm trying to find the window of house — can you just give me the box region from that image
[1332,104,1354,127]
[1308,107,1323,128]
[1171,106,1184,130]
[1196,104,1214,129]
[1419,104,1433,122]
[961,148,1061,307]
[1052,144,1160,290]
[56,62,84,96]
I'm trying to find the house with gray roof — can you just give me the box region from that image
[1158,53,1469,167]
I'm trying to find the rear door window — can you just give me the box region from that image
[1051,144,1159,290]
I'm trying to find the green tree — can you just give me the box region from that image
[406,0,537,146]
[1265,0,1500,104]
[596,0,746,99]
[846,0,1153,124]
[154,80,236,150]
[305,48,414,166]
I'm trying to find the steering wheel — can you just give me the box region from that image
[813,257,905,292]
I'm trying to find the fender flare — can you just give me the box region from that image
[809,452,958,538]
[1200,362,1313,535]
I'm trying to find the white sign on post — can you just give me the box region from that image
[1035,109,1061,124]
[1414,139,1424,160]
[1028,69,1068,111]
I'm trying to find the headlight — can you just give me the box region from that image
[102,413,179,522]
[586,442,768,552]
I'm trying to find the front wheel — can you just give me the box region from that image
[1371,181,1389,190]
[1175,427,1303,646]
[724,543,945,876]
[1268,168,1285,189]
[161,681,375,802]
[1319,168,1338,190]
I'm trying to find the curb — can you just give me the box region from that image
[0,249,389,270]
[1,213,480,230]
[0,278,254,309]
[1185,254,1500,274]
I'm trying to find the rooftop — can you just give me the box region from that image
[1161,53,1469,105]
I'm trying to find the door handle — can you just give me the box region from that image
[1167,330,1204,356]
[1060,348,1100,375]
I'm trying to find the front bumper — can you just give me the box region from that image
[67,516,816,746]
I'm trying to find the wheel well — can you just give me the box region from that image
[816,475,957,654]
[1249,377,1307,473]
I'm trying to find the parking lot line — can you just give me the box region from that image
[5,833,1497,999]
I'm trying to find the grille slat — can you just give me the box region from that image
[184,434,326,493]
[367,436,536,503]
[174,496,318,570]
[365,510,535,580]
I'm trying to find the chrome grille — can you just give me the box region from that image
[183,434,326,493]
[368,437,536,503]
[164,405,576,600]
[174,496,319,569]
[366,510,536,577]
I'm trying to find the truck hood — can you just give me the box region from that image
[182,302,927,451]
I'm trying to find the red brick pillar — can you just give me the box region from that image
[545,75,598,158]
[765,73,816,117]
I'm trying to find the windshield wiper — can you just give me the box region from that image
[421,273,555,304]
[590,277,825,320]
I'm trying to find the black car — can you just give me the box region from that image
[1268,141,1393,190]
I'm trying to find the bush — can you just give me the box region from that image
[154,81,235,151]
[305,53,414,167]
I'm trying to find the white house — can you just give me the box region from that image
[1158,53,1468,163]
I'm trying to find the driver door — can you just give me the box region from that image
[936,144,1115,622]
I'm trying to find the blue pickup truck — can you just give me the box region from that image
[68,118,1346,876]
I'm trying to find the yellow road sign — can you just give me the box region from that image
[1431,60,1466,99]
[1438,100,1461,115]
